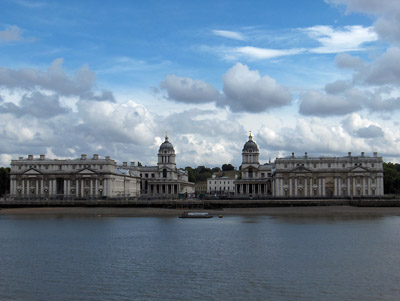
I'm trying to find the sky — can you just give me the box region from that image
[1,0,400,168]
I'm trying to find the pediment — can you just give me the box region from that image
[77,168,96,174]
[23,168,42,175]
[350,166,368,173]
[290,166,312,173]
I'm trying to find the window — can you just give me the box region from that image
[261,173,265,177]
[152,173,155,178]
[100,165,103,170]
[314,164,317,168]
[248,168,253,178]
[162,169,167,178]
[372,163,375,167]
[284,164,287,168]
[328,163,331,168]
[342,163,345,168]
[59,165,62,170]
[99,180,103,186]
[298,179,302,185]
[145,174,148,178]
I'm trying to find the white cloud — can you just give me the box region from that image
[327,0,400,44]
[218,63,292,112]
[0,25,23,42]
[232,46,305,60]
[0,58,115,102]
[212,30,246,41]
[160,74,220,104]
[306,25,378,53]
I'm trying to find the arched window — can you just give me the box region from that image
[163,169,167,178]
[248,168,253,178]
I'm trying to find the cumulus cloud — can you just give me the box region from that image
[218,63,292,112]
[256,114,399,159]
[299,90,362,116]
[335,53,365,69]
[0,58,115,102]
[0,25,23,42]
[160,63,292,113]
[327,0,400,44]
[160,74,220,104]
[356,125,384,138]
[212,30,246,41]
[0,92,70,118]
[306,25,377,53]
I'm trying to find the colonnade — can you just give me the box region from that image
[10,176,110,198]
[235,182,271,196]
[148,183,179,195]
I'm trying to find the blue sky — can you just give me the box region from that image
[1,0,400,167]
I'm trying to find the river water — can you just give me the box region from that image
[1,213,400,300]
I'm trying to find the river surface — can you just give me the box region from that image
[1,213,400,300]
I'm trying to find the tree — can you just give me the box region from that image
[212,167,221,173]
[0,167,10,197]
[384,162,400,194]
[222,164,235,171]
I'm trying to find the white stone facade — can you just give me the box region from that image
[9,154,140,199]
[234,134,384,198]
[207,176,235,195]
[120,134,195,197]
[273,152,384,198]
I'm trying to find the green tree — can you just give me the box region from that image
[222,163,235,171]
[384,162,400,194]
[0,167,10,197]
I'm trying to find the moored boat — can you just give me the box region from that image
[179,211,213,218]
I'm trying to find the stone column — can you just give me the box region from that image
[368,178,371,196]
[305,178,308,197]
[27,179,30,196]
[76,179,79,197]
[318,178,321,196]
[64,180,67,196]
[81,179,84,197]
[41,179,44,195]
[362,177,366,196]
[90,179,93,196]
[36,179,39,195]
[295,178,298,197]
[348,177,351,197]
[353,177,356,196]
[95,179,98,197]
[289,178,292,197]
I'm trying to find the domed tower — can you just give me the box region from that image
[158,133,176,178]
[242,132,259,165]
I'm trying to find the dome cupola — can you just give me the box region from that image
[159,133,175,152]
[242,132,259,152]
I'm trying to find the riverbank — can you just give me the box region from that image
[2,206,400,217]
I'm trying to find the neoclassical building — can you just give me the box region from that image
[273,152,384,198]
[122,134,195,197]
[234,134,384,198]
[234,133,273,197]
[9,154,140,199]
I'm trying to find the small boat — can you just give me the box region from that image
[179,211,213,218]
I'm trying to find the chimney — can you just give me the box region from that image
[19,156,23,160]
[348,152,351,157]
[305,152,308,158]
[361,152,364,157]
[374,152,378,157]
[292,152,295,158]
[123,162,127,167]
[131,161,135,166]
[40,154,45,160]
[105,156,110,160]
[93,154,99,160]
[28,155,33,160]
[81,154,87,160]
